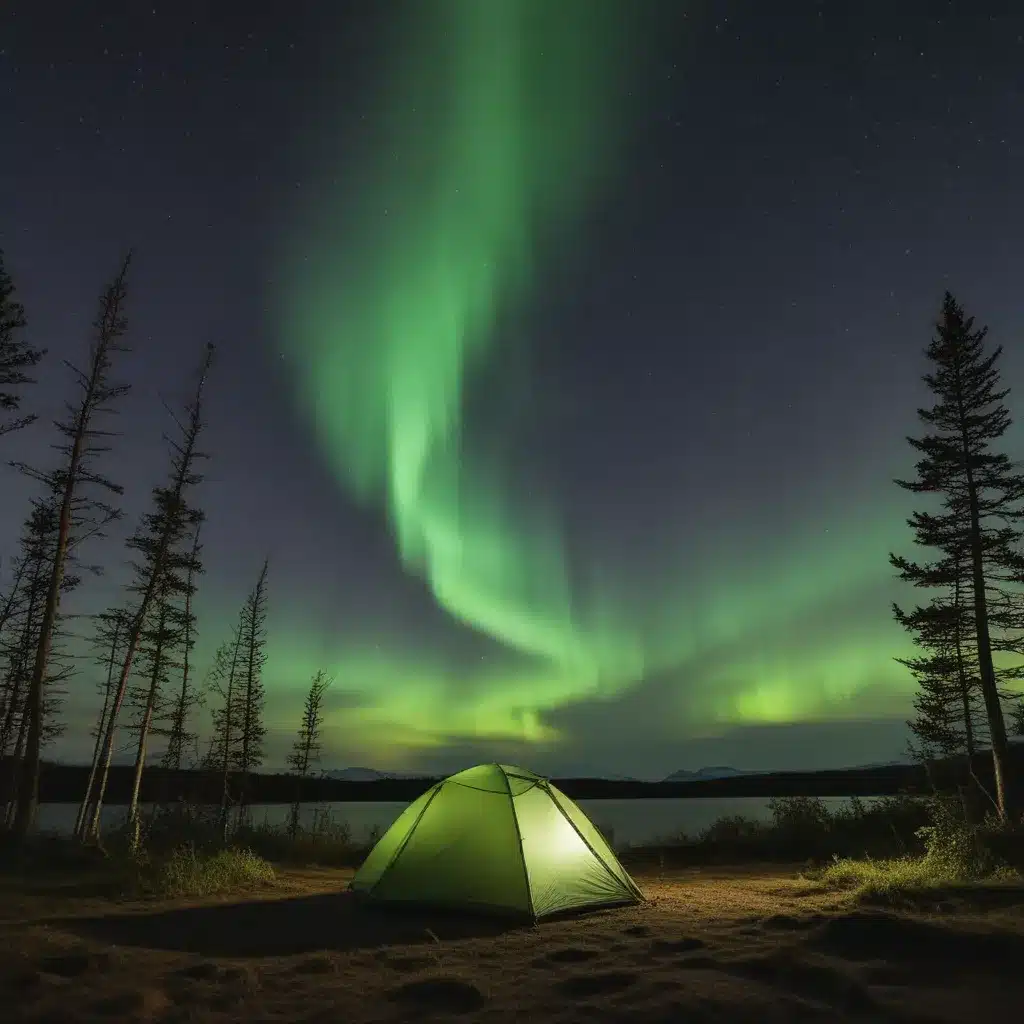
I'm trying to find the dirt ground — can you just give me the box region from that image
[2,863,1023,1023]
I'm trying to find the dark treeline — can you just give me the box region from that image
[1,254,1024,853]
[15,751,1024,805]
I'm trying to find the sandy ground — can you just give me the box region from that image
[2,863,1023,1023]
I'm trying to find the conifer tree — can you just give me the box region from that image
[896,544,984,763]
[891,292,1024,821]
[236,559,269,825]
[8,256,132,837]
[287,669,332,837]
[0,249,44,439]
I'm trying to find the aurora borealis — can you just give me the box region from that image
[282,0,641,687]
[5,1,1024,778]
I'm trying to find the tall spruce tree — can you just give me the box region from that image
[8,256,132,837]
[891,292,1024,821]
[0,249,44,439]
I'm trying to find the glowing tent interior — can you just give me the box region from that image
[348,763,645,920]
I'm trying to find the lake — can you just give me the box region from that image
[34,796,862,849]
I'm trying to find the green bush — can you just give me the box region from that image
[915,797,992,878]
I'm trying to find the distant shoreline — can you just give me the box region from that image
[10,746,1021,804]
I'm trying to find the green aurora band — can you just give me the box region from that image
[276,1,921,765]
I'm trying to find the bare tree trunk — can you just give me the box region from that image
[4,693,31,826]
[126,694,157,853]
[126,604,168,852]
[0,570,44,817]
[86,604,153,842]
[12,432,90,838]
[165,525,200,773]
[0,560,44,757]
[74,615,123,839]
[962,456,1014,821]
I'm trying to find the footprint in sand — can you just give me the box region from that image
[554,970,638,997]
[39,951,116,978]
[386,977,487,1014]
[88,987,170,1019]
[649,936,706,955]
[621,924,652,937]
[289,954,337,975]
[531,947,602,968]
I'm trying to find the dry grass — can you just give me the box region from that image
[146,845,277,898]
[2,861,1023,1023]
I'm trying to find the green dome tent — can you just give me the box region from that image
[349,763,645,920]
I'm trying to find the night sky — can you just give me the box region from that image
[3,1,1024,780]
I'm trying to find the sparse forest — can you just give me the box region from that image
[0,253,335,852]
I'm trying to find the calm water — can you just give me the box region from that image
[34,796,861,850]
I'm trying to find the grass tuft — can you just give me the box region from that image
[814,855,955,898]
[145,844,276,898]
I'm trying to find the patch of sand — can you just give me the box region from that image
[2,864,1023,1023]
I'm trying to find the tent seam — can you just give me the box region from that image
[546,782,644,902]
[369,782,442,893]
[502,765,536,921]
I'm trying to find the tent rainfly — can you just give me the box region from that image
[348,763,645,919]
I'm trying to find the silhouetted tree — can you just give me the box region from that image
[0,249,44,439]
[236,559,269,825]
[85,343,212,844]
[896,543,984,759]
[205,630,245,838]
[0,494,82,820]
[1013,698,1024,738]
[74,607,129,838]
[124,585,185,847]
[8,256,132,838]
[891,292,1024,821]
[162,522,203,772]
[287,669,332,837]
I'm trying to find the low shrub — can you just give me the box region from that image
[622,794,932,868]
[811,796,1024,901]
